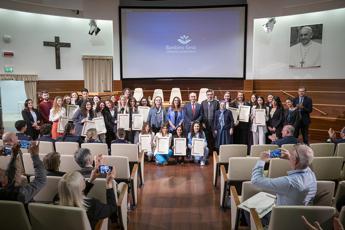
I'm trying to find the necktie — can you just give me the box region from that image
[192,104,195,116]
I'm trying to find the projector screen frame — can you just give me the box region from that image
[119,4,248,80]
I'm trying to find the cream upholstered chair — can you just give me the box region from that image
[334,180,345,208]
[310,143,335,157]
[103,156,138,208]
[29,203,92,230]
[267,158,290,178]
[0,200,31,230]
[335,143,345,161]
[311,157,343,180]
[133,88,144,102]
[281,143,295,153]
[31,176,61,203]
[213,144,247,187]
[59,155,81,173]
[313,181,335,206]
[340,206,345,228]
[250,144,279,157]
[152,89,164,103]
[55,142,79,155]
[220,157,258,208]
[197,88,208,103]
[111,143,144,186]
[86,178,128,230]
[22,153,46,175]
[81,143,108,158]
[169,88,182,104]
[0,155,11,169]
[39,141,55,154]
[250,206,336,230]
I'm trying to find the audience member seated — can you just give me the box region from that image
[85,128,101,143]
[328,127,345,144]
[0,141,46,203]
[43,152,65,176]
[111,128,128,144]
[302,216,343,230]
[1,132,21,156]
[56,123,82,145]
[38,123,55,143]
[74,148,101,178]
[58,169,117,230]
[269,125,298,147]
[250,144,316,225]
[15,120,32,141]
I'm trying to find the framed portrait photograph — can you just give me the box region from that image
[289,24,323,68]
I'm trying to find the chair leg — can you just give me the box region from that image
[130,180,136,207]
[214,164,219,188]
[221,181,230,210]
[138,164,143,187]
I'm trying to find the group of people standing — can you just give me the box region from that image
[19,86,313,166]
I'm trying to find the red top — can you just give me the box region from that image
[38,100,53,123]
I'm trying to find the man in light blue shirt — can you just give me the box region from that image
[251,144,317,206]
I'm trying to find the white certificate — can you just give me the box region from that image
[140,134,152,152]
[174,138,186,156]
[117,114,130,130]
[81,120,96,136]
[132,114,143,131]
[58,116,69,133]
[67,105,79,120]
[93,117,107,134]
[254,109,266,126]
[138,106,150,122]
[192,138,204,156]
[239,105,251,122]
[229,107,239,124]
[157,137,170,155]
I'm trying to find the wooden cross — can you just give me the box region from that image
[43,36,71,69]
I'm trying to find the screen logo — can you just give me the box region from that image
[177,35,192,45]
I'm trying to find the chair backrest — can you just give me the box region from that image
[55,142,79,155]
[31,176,61,203]
[59,155,81,173]
[228,157,259,180]
[241,181,263,201]
[39,141,55,154]
[197,88,208,103]
[250,144,279,157]
[111,143,138,162]
[0,200,31,230]
[103,156,130,179]
[81,143,108,158]
[169,88,182,104]
[29,203,92,230]
[311,157,343,180]
[334,180,345,208]
[313,180,335,206]
[335,143,345,161]
[268,158,290,178]
[268,206,336,230]
[340,206,345,229]
[0,155,11,169]
[281,144,295,153]
[152,89,164,102]
[219,144,247,162]
[310,143,335,157]
[133,88,144,102]
[22,153,46,175]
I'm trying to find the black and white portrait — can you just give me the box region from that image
[289,24,323,68]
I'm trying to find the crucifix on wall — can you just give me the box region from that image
[43,36,71,69]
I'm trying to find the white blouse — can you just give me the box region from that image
[49,107,66,122]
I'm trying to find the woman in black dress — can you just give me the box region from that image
[267,96,284,140]
[21,99,41,140]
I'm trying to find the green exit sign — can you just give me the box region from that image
[4,66,13,73]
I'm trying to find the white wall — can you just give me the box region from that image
[251,8,345,79]
[0,8,113,80]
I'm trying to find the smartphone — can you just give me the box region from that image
[98,165,113,174]
[3,146,12,156]
[19,140,31,149]
[270,149,282,158]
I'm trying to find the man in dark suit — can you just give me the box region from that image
[201,89,219,152]
[269,125,299,147]
[183,92,202,135]
[293,87,313,144]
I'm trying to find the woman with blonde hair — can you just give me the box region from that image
[58,168,117,230]
[49,96,66,139]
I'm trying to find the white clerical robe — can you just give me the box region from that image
[289,40,322,68]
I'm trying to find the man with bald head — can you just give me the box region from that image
[269,125,299,147]
[289,26,322,68]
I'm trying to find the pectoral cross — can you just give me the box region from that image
[300,60,304,68]
[43,36,71,69]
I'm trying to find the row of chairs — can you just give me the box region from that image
[213,143,345,187]
[0,178,128,230]
[132,87,209,104]
[219,156,344,208]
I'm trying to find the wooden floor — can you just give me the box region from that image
[127,158,230,230]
